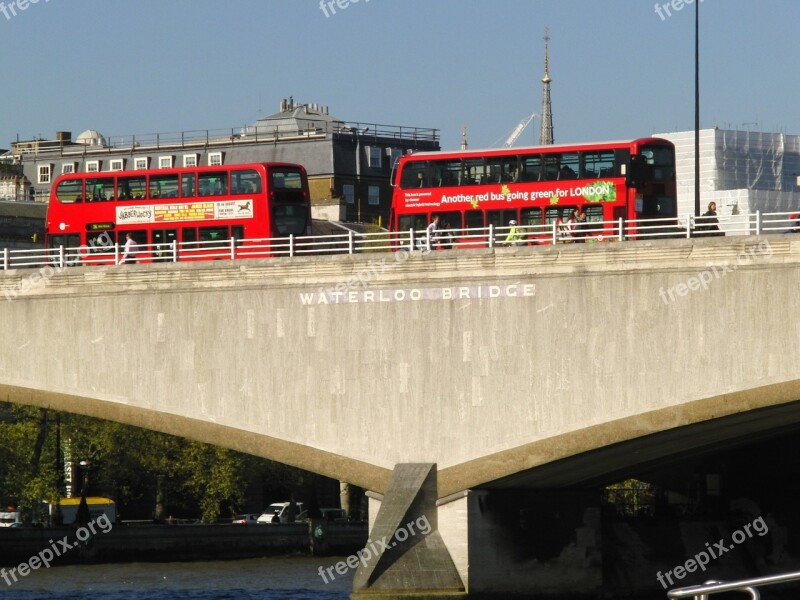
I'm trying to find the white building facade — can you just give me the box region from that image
[658,128,800,219]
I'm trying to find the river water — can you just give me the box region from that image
[0,557,353,600]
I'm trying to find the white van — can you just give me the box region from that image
[256,502,305,524]
[0,510,21,527]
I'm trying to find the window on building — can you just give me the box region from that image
[134,157,149,170]
[159,156,173,169]
[343,184,355,205]
[61,163,76,174]
[86,161,100,173]
[367,186,380,206]
[109,159,124,172]
[208,152,223,166]
[389,148,403,169]
[183,154,198,168]
[367,146,382,168]
[38,164,52,184]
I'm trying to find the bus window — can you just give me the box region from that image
[182,227,198,248]
[149,174,179,199]
[542,155,560,181]
[400,161,428,189]
[118,230,147,248]
[181,173,196,197]
[56,179,82,203]
[521,208,542,227]
[232,226,244,242]
[152,229,177,261]
[200,226,228,247]
[583,150,615,179]
[86,178,114,202]
[465,210,483,230]
[545,206,576,224]
[272,204,309,236]
[86,231,114,254]
[271,169,302,190]
[639,145,675,181]
[558,152,580,180]
[231,169,261,195]
[519,155,542,182]
[118,176,146,200]
[440,212,462,230]
[487,210,512,228]
[429,160,461,187]
[48,233,80,248]
[270,168,306,203]
[198,173,227,196]
[585,205,604,223]
[485,156,518,184]
[398,214,427,232]
[463,158,485,185]
[500,157,520,183]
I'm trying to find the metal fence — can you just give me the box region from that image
[668,569,800,599]
[2,211,799,272]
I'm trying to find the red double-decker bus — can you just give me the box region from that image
[389,137,676,242]
[45,162,311,261]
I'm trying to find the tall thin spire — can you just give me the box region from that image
[539,27,554,145]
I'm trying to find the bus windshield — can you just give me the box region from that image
[272,204,309,235]
[639,145,675,181]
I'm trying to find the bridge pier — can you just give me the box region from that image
[351,463,465,599]
[356,466,602,598]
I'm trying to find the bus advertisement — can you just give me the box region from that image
[45,162,311,263]
[389,137,676,244]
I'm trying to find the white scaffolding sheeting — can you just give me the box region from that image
[658,128,800,218]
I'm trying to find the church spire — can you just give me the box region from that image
[539,27,554,145]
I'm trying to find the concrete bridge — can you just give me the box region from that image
[2,236,799,598]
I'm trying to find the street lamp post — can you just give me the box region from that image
[349,127,369,223]
[76,460,91,525]
[694,0,701,218]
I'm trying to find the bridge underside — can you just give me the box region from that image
[5,378,800,499]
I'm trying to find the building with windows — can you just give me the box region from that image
[4,99,440,224]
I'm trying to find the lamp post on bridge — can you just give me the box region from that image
[75,459,92,525]
[694,0,701,218]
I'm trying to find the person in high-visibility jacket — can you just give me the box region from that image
[504,219,525,246]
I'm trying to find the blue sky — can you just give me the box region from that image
[2,0,798,152]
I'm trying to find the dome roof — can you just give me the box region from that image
[75,129,107,147]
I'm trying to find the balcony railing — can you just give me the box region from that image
[10,119,439,159]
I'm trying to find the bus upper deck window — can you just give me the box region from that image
[56,179,83,203]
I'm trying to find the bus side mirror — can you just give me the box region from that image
[627,155,647,190]
[389,157,400,188]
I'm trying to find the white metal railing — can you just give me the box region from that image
[668,569,800,599]
[2,211,799,272]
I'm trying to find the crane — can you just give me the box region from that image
[503,112,537,147]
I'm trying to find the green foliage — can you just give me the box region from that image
[0,402,309,522]
[604,478,657,518]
